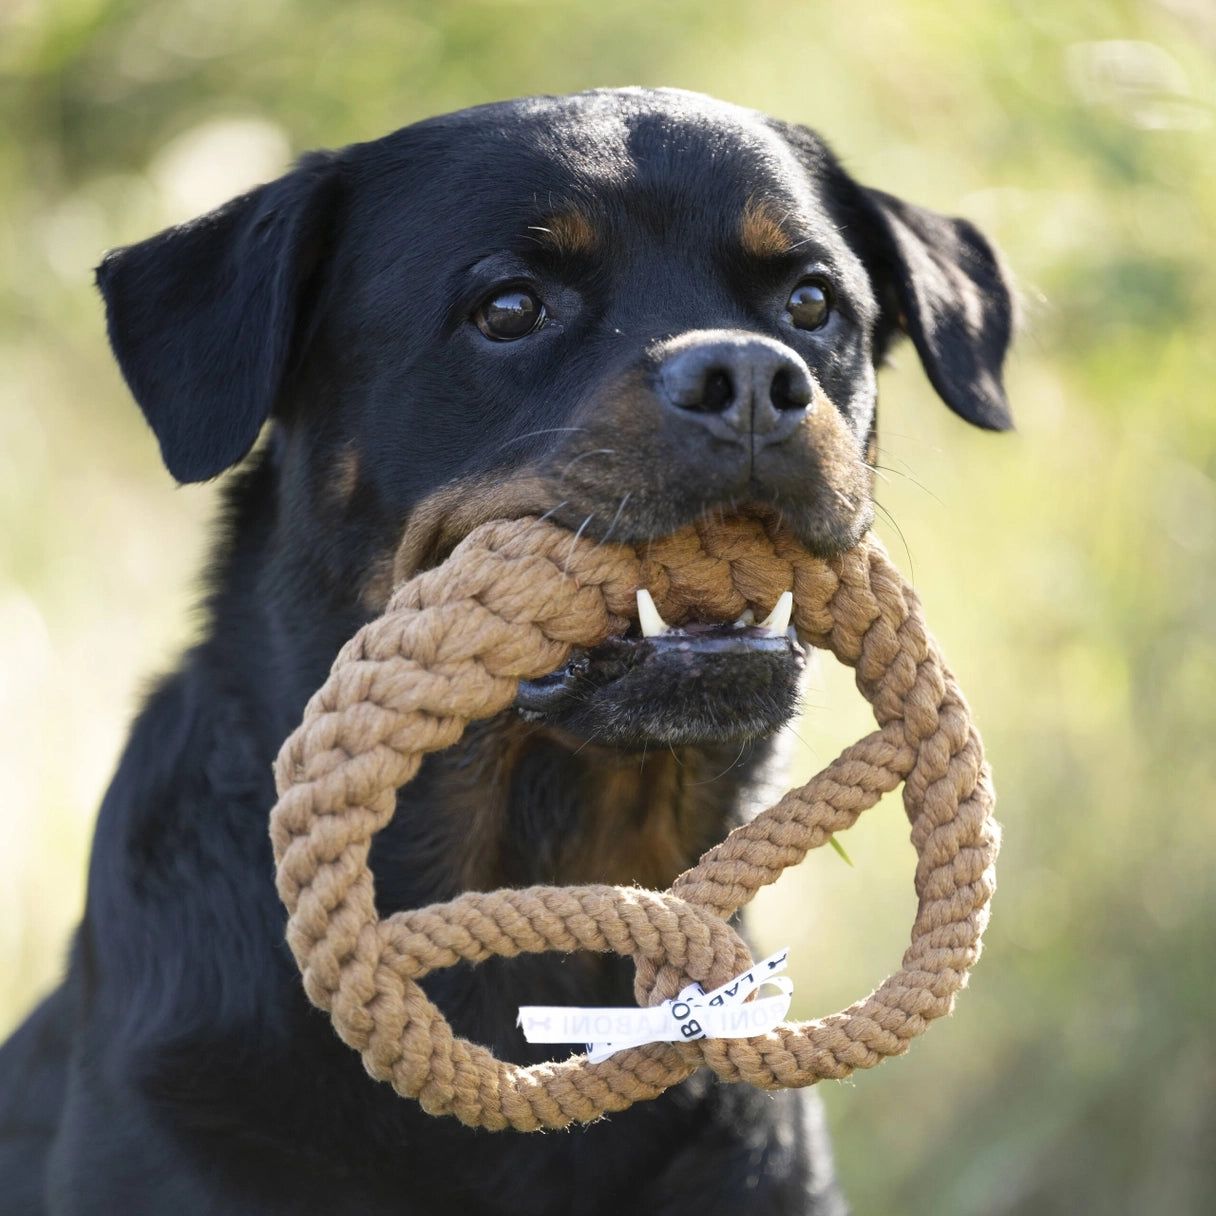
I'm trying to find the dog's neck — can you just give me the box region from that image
[373,716,777,907]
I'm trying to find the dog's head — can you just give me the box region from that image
[98,88,1012,752]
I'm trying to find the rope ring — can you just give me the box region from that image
[270,510,999,1130]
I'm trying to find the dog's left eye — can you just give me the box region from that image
[785,278,832,331]
[474,289,546,341]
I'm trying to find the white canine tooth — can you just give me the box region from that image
[760,590,794,635]
[734,608,755,626]
[636,588,670,638]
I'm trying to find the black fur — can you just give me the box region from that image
[0,88,1012,1214]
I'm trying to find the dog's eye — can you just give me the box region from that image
[786,279,832,331]
[474,289,545,341]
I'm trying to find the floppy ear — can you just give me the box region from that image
[857,188,1014,431]
[96,152,343,482]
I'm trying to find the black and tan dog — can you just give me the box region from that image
[0,88,1012,1214]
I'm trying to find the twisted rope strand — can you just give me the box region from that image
[269,510,998,1131]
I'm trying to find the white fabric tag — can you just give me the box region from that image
[517,948,792,1064]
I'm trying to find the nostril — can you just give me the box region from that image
[700,369,734,413]
[770,366,812,412]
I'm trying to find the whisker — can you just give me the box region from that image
[500,426,589,448]
[689,740,749,786]
[515,500,569,544]
[781,723,828,769]
[872,499,915,581]
[563,513,595,573]
[871,449,945,506]
[591,491,632,551]
[534,500,569,526]
[559,448,617,482]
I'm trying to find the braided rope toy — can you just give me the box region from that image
[269,510,998,1131]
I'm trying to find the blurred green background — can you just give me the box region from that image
[1,0,1213,1210]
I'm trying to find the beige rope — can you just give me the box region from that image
[270,509,998,1131]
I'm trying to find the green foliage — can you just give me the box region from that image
[2,2,1214,1211]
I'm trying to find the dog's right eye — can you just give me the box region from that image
[474,288,546,341]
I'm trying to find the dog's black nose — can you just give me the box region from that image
[658,333,814,447]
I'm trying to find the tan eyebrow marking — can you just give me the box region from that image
[527,209,598,257]
[330,445,360,509]
[740,198,796,259]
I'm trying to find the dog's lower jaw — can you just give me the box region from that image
[514,628,806,748]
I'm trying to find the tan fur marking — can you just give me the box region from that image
[530,209,597,257]
[359,552,396,613]
[740,199,795,259]
[330,446,360,507]
[554,756,700,889]
[423,718,725,897]
[359,473,553,613]
[390,474,553,586]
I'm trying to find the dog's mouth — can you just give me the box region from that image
[514,588,805,748]
[384,487,816,749]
